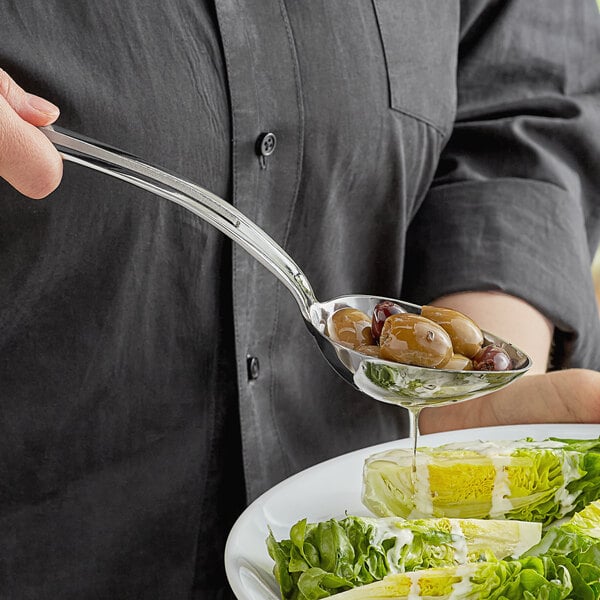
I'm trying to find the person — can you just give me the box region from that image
[1,1,599,598]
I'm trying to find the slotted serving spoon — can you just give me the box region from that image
[41,125,531,422]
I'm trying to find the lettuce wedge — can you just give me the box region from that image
[331,557,572,600]
[362,437,600,525]
[266,515,541,600]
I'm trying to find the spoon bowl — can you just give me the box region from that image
[307,294,530,408]
[42,125,531,409]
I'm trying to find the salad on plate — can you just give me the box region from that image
[267,436,600,599]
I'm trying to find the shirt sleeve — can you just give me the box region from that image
[402,0,600,369]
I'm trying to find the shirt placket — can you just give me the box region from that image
[213,0,305,499]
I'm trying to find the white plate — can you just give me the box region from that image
[225,423,600,600]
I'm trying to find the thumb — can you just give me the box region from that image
[0,68,60,126]
[0,70,63,198]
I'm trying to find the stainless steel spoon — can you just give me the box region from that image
[41,125,531,410]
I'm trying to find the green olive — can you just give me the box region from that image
[421,305,484,359]
[327,307,374,348]
[379,313,453,368]
[444,353,474,371]
[355,344,382,358]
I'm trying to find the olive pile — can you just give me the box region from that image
[326,301,514,371]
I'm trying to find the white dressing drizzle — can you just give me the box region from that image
[449,520,468,565]
[554,450,583,515]
[489,455,513,518]
[409,453,433,518]
[367,518,415,574]
[407,572,422,600]
[448,564,474,599]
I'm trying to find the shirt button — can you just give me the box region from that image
[247,355,260,380]
[256,132,277,157]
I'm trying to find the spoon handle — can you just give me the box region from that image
[41,125,317,319]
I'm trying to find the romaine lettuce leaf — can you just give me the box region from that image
[266,515,541,600]
[525,499,600,599]
[362,437,600,525]
[330,557,572,600]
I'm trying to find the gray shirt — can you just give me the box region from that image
[1,1,599,598]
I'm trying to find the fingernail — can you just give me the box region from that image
[27,93,60,117]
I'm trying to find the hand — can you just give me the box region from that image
[0,68,62,198]
[419,368,600,433]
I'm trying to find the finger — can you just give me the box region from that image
[0,93,63,199]
[0,68,60,126]
[420,369,600,434]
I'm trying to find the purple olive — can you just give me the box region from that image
[472,345,513,371]
[371,300,404,342]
